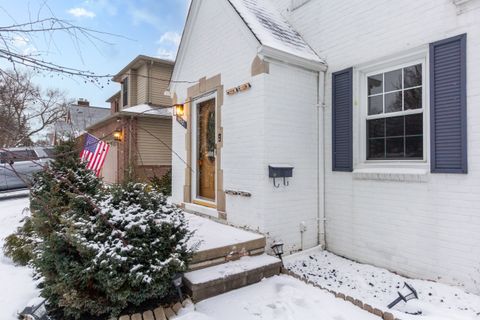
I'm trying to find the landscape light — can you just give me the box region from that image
[271,242,284,262]
[172,273,184,302]
[387,282,418,309]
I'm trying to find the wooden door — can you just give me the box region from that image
[197,99,216,201]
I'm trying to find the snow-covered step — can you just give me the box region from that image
[186,213,266,271]
[184,255,282,302]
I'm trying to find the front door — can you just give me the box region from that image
[196,98,216,202]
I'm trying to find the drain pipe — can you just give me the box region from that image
[317,69,327,249]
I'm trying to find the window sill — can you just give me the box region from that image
[353,167,429,183]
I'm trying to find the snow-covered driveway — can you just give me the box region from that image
[176,275,378,320]
[0,197,39,319]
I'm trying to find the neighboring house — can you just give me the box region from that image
[87,55,174,184]
[170,0,480,293]
[49,99,110,144]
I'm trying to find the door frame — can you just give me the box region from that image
[191,91,218,207]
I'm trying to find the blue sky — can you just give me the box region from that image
[0,0,189,107]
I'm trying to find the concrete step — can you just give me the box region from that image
[184,255,282,302]
[186,212,266,271]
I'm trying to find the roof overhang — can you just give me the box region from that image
[112,55,175,82]
[258,45,327,72]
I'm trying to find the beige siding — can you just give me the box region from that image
[128,70,138,107]
[137,64,148,104]
[150,65,173,106]
[137,118,172,166]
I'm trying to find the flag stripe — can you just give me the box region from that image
[80,133,110,175]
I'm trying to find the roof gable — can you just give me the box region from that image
[227,0,323,63]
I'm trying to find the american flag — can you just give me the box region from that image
[80,133,110,176]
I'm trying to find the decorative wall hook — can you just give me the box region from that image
[273,177,281,188]
[268,164,294,188]
[283,177,289,186]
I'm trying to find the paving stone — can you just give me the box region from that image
[153,307,167,320]
[383,312,395,320]
[363,304,374,313]
[354,299,363,308]
[119,316,130,320]
[346,296,355,304]
[182,298,194,308]
[335,293,346,300]
[130,314,142,320]
[164,307,176,319]
[142,310,155,320]
[373,308,384,317]
[172,302,183,314]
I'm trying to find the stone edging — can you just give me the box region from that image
[281,268,399,320]
[113,298,193,320]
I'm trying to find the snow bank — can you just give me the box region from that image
[176,275,378,320]
[0,198,40,320]
[285,248,480,320]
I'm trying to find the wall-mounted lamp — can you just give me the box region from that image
[174,103,184,117]
[113,129,123,142]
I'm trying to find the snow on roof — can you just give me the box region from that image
[227,0,323,63]
[120,104,172,117]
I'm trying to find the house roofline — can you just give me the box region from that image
[112,55,175,82]
[106,91,121,103]
[258,45,328,72]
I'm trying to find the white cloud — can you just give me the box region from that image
[11,36,37,55]
[67,7,96,18]
[131,8,159,27]
[156,48,176,60]
[159,31,181,46]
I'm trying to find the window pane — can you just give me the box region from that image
[386,137,404,158]
[404,88,422,110]
[386,116,404,137]
[385,91,402,113]
[368,74,383,95]
[406,136,423,158]
[368,119,385,138]
[368,95,383,115]
[385,69,402,92]
[404,64,422,88]
[405,114,423,136]
[368,139,385,159]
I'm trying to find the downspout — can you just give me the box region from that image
[317,69,327,249]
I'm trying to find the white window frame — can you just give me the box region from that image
[354,48,430,170]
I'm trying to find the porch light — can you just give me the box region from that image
[174,103,184,117]
[172,273,184,302]
[113,129,123,142]
[271,242,284,262]
[387,282,418,309]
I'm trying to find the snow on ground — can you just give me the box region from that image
[285,248,480,320]
[186,213,264,251]
[176,275,379,320]
[0,197,40,320]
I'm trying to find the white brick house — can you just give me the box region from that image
[170,0,480,293]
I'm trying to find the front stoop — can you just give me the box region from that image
[184,255,282,301]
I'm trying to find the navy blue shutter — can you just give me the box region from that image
[332,68,353,172]
[430,34,467,173]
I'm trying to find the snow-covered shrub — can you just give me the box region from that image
[4,140,195,319]
[149,169,172,196]
[53,182,195,318]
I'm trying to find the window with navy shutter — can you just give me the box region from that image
[430,34,467,174]
[332,68,353,172]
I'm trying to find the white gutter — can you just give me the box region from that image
[258,45,327,72]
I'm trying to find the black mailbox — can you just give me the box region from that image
[268,164,294,188]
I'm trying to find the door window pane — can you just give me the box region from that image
[385,69,402,92]
[368,95,383,115]
[368,74,383,95]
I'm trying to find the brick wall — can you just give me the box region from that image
[275,0,480,293]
